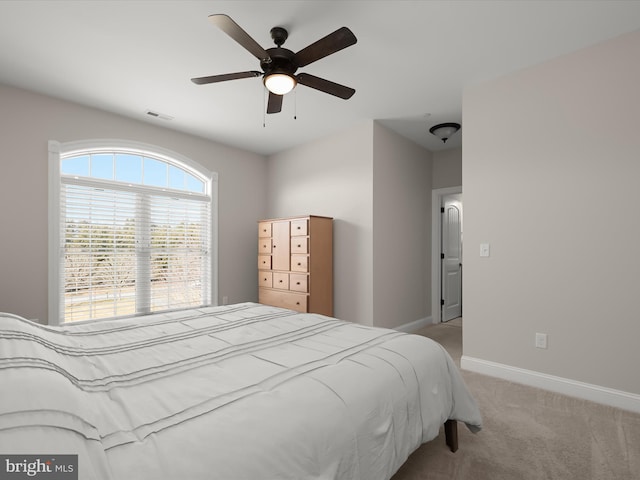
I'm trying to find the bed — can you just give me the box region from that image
[0,302,481,479]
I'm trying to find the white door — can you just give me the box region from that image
[442,195,462,321]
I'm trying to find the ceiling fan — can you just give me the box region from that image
[191,14,357,114]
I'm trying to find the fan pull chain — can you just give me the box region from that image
[263,87,267,128]
[294,89,297,120]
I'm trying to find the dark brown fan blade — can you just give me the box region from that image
[294,27,357,67]
[209,14,271,63]
[191,71,261,85]
[266,92,283,114]
[297,73,355,99]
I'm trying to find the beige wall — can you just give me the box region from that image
[372,122,432,328]
[267,121,433,328]
[432,147,462,189]
[462,30,640,395]
[0,84,267,323]
[266,121,375,325]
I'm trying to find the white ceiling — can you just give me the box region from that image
[1,1,639,156]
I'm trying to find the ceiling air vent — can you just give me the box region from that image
[145,110,174,121]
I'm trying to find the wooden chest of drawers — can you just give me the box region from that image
[258,215,333,316]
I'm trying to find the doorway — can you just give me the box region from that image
[431,187,463,323]
[442,194,462,321]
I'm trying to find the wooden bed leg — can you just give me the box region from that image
[444,419,458,453]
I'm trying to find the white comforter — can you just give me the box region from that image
[0,303,481,480]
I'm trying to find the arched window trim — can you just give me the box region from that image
[60,138,215,190]
[48,139,219,325]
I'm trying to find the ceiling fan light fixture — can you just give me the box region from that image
[264,72,297,95]
[429,122,461,143]
[193,15,357,114]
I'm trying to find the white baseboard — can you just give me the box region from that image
[395,316,434,333]
[461,356,640,415]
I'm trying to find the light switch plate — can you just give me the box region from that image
[535,333,548,349]
[480,243,490,257]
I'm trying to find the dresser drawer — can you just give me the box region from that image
[258,271,272,288]
[289,273,308,293]
[258,238,272,254]
[258,222,272,238]
[259,288,308,313]
[291,237,308,254]
[291,254,308,272]
[272,272,289,290]
[258,255,271,270]
[290,219,308,236]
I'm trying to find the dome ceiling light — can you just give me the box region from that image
[429,122,461,143]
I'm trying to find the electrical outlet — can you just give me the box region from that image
[535,333,548,349]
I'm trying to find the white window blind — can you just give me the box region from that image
[58,148,212,323]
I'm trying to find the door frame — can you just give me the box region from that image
[431,186,462,323]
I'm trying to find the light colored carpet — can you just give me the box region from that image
[391,318,640,480]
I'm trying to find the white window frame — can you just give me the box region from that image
[48,139,218,325]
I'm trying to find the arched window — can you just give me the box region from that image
[48,140,217,324]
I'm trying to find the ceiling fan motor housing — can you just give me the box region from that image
[261,27,297,77]
[261,47,298,77]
